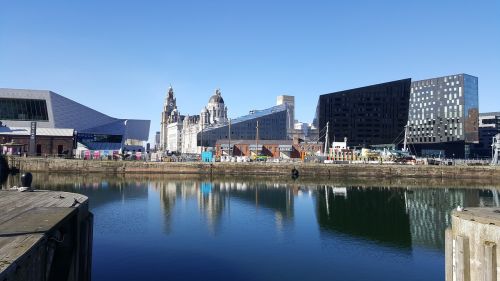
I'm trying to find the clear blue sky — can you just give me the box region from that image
[1,1,499,142]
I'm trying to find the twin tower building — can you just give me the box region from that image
[159,86,296,155]
[160,86,229,154]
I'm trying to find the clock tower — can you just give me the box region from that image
[160,86,177,151]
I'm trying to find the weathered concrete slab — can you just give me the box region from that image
[0,190,91,281]
[446,207,500,281]
[0,207,76,236]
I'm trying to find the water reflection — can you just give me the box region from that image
[150,181,295,235]
[2,174,500,281]
[404,188,479,250]
[316,186,412,249]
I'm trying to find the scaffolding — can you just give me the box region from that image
[492,134,500,166]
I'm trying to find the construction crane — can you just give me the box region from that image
[492,134,500,166]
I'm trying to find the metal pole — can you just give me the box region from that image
[200,122,204,153]
[403,121,409,152]
[256,121,259,157]
[228,118,231,157]
[324,121,329,156]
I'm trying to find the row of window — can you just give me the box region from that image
[0,98,49,121]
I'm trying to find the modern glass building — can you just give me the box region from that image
[0,88,150,152]
[199,104,290,148]
[317,79,411,148]
[408,74,479,158]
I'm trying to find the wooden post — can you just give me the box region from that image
[445,228,453,281]
[484,241,497,281]
[456,235,471,281]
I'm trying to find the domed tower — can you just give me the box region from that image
[202,89,228,125]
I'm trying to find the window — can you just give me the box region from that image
[0,98,49,121]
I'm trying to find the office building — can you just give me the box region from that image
[154,131,160,151]
[317,79,411,148]
[408,74,479,158]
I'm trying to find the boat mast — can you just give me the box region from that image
[324,121,329,156]
[403,121,409,152]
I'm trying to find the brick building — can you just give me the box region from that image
[0,126,74,157]
[215,139,323,159]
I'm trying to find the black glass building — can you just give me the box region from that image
[317,79,411,148]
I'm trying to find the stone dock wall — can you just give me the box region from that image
[7,157,500,180]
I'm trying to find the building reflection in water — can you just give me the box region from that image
[403,188,480,250]
[316,186,413,250]
[151,180,295,235]
[315,185,500,251]
[3,173,500,252]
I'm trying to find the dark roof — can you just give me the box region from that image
[480,112,500,117]
[209,94,224,104]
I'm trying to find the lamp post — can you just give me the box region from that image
[200,122,204,153]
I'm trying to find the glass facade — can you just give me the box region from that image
[408,74,479,158]
[472,112,500,158]
[0,98,49,121]
[199,104,289,148]
[77,133,123,143]
[463,74,479,143]
[318,79,411,148]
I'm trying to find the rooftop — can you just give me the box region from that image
[205,104,288,131]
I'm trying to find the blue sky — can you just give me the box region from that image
[1,1,499,142]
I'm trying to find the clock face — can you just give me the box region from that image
[169,103,174,107]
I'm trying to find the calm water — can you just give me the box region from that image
[3,174,500,281]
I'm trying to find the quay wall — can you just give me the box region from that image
[7,157,500,180]
[445,208,500,281]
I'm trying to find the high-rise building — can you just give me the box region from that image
[317,79,411,148]
[472,112,500,158]
[408,74,479,158]
[154,131,160,151]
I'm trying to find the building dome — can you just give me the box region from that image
[208,89,224,104]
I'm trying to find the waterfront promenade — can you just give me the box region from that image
[7,157,500,180]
